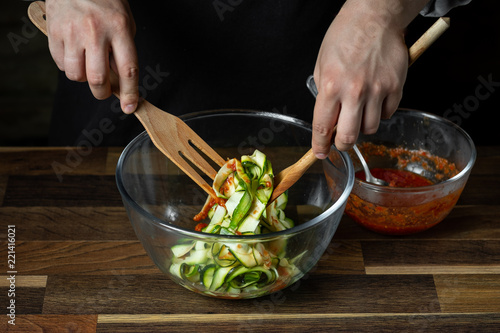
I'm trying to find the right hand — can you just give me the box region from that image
[45,0,139,114]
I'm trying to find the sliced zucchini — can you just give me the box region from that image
[212,159,237,198]
[241,150,268,180]
[226,265,276,289]
[169,262,182,278]
[237,198,266,233]
[227,243,258,268]
[209,265,235,291]
[237,215,260,234]
[229,190,252,230]
[180,263,201,282]
[201,264,216,288]
[225,190,245,217]
[204,223,221,234]
[171,242,195,258]
[212,243,237,267]
[234,159,251,188]
[182,249,209,265]
[208,204,226,226]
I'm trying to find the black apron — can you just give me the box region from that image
[49,0,342,146]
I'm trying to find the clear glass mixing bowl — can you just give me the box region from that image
[116,110,354,298]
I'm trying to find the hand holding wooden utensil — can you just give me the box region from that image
[269,17,450,203]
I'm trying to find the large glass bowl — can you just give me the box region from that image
[116,110,354,299]
[345,109,476,235]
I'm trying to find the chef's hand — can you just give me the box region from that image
[45,0,139,114]
[312,0,427,156]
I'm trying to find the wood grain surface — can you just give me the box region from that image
[1,146,499,332]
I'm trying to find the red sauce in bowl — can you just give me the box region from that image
[346,143,462,235]
[355,168,433,187]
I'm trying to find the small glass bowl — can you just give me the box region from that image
[345,109,476,235]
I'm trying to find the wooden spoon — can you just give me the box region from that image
[269,17,451,203]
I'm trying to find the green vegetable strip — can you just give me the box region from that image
[169,150,302,296]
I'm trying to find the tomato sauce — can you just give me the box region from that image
[193,197,226,222]
[220,174,234,196]
[355,168,434,187]
[194,222,208,232]
[346,188,463,235]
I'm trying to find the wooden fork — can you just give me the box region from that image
[28,1,225,198]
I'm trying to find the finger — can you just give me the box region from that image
[111,35,139,114]
[381,88,403,119]
[63,43,87,82]
[360,85,384,135]
[312,82,341,159]
[57,22,86,82]
[48,35,65,72]
[46,7,65,71]
[85,42,112,100]
[334,98,364,152]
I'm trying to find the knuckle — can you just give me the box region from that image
[386,82,399,95]
[345,79,366,100]
[84,9,108,30]
[320,78,341,97]
[337,132,357,146]
[313,123,334,138]
[371,80,383,95]
[84,12,130,37]
[87,73,107,87]
[109,12,132,34]
[65,23,78,39]
[120,65,139,80]
[83,15,100,35]
[65,71,84,82]
[121,91,139,102]
[387,74,404,93]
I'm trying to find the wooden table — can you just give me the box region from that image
[1,146,499,332]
